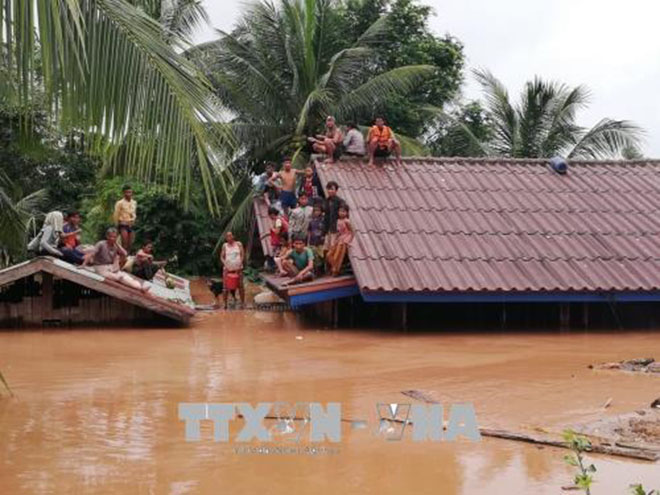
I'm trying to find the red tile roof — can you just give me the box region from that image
[316,157,660,293]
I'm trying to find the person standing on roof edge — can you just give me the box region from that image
[308,116,344,163]
[323,181,347,258]
[113,184,137,253]
[343,122,365,158]
[367,116,402,166]
[272,157,303,215]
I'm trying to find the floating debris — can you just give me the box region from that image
[590,358,659,374]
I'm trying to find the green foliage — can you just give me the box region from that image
[630,484,659,495]
[81,177,223,275]
[465,69,643,159]
[0,0,233,213]
[336,0,465,137]
[429,101,492,157]
[192,0,435,164]
[562,430,595,495]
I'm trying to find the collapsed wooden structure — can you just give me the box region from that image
[0,257,195,327]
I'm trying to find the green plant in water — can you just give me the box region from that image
[563,429,596,494]
[0,370,14,397]
[630,484,659,495]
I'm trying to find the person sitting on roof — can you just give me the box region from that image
[326,204,354,277]
[256,162,281,208]
[82,227,149,293]
[59,210,85,265]
[265,206,288,255]
[274,232,292,277]
[27,211,64,258]
[297,165,323,203]
[307,116,344,164]
[132,240,166,282]
[367,116,402,166]
[343,122,365,158]
[281,235,315,285]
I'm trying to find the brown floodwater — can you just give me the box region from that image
[1,310,660,494]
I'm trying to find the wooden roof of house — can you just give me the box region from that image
[0,257,195,324]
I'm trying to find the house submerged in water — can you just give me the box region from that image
[0,257,195,327]
[254,157,660,329]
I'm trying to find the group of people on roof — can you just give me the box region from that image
[307,116,402,166]
[230,156,352,294]
[27,186,165,293]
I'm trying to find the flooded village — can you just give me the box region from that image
[2,0,660,494]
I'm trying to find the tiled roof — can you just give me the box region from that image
[316,157,660,293]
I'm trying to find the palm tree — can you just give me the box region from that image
[467,69,643,159]
[191,0,434,163]
[0,0,232,213]
[0,172,46,267]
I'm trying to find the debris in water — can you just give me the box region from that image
[591,357,658,374]
[602,397,613,409]
[651,399,660,409]
[295,336,303,340]
[401,389,439,404]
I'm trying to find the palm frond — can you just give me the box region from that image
[473,68,518,156]
[336,65,435,120]
[1,0,233,214]
[568,119,644,159]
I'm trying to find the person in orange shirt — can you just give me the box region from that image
[367,116,402,166]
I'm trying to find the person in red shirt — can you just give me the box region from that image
[367,116,402,166]
[60,211,85,265]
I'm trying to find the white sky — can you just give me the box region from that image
[196,0,660,156]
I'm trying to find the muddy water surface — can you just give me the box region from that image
[1,311,660,494]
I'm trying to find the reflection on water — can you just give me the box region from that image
[1,311,660,494]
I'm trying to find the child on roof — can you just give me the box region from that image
[297,165,323,203]
[281,235,315,285]
[307,203,326,276]
[326,204,354,277]
[288,193,313,241]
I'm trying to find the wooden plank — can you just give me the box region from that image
[0,258,45,287]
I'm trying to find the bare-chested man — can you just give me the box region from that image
[308,116,344,163]
[270,157,303,214]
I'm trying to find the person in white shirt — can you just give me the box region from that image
[343,122,365,157]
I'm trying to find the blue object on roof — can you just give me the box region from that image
[549,156,568,175]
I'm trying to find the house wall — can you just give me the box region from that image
[301,296,660,331]
[0,273,173,328]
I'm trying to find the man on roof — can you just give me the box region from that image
[367,116,402,166]
[307,116,344,164]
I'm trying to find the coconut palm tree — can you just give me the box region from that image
[468,69,643,159]
[191,0,434,163]
[0,172,46,267]
[0,0,232,213]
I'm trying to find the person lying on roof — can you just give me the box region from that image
[82,227,150,293]
[367,116,402,166]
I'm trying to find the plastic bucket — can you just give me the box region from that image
[225,272,240,291]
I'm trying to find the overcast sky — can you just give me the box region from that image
[196,0,660,156]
